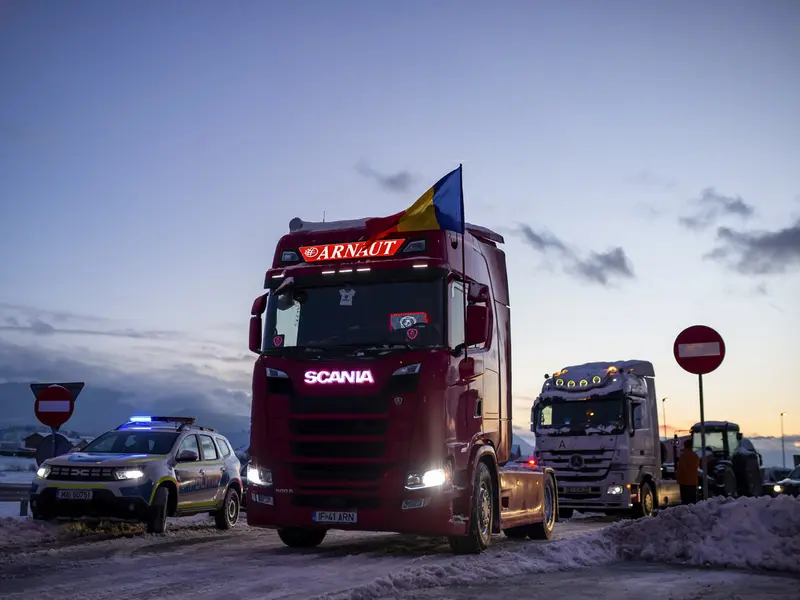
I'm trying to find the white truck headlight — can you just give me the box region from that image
[114,468,145,481]
[607,485,624,495]
[405,462,452,490]
[247,465,273,486]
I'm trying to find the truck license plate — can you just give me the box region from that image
[566,487,584,494]
[312,510,357,524]
[56,489,93,500]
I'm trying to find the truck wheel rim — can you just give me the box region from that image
[544,484,555,528]
[479,482,491,536]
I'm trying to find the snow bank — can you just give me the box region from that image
[0,517,59,547]
[316,496,800,600]
[608,495,800,573]
[314,534,616,600]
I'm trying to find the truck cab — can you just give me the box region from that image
[531,360,679,518]
[246,217,556,553]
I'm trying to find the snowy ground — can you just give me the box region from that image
[0,497,797,600]
[0,455,36,484]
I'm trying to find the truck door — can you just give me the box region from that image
[630,399,656,469]
[448,280,483,445]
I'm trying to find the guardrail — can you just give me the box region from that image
[0,483,30,516]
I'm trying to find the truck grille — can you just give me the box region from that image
[289,419,388,437]
[292,464,386,483]
[292,494,382,510]
[289,395,389,415]
[48,466,116,482]
[540,448,614,482]
[291,441,386,459]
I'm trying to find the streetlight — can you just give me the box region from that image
[780,412,787,468]
[661,397,669,441]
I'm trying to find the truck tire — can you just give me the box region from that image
[528,475,556,540]
[277,527,327,548]
[146,486,169,534]
[558,508,574,520]
[633,482,654,518]
[722,468,738,498]
[214,487,240,530]
[448,461,494,554]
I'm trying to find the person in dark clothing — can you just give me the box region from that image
[676,438,700,504]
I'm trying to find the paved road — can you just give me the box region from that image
[0,515,615,600]
[392,562,800,600]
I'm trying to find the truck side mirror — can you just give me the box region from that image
[465,305,489,347]
[249,293,268,354]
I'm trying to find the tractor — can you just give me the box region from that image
[690,421,763,498]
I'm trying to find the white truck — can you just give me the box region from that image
[530,360,680,519]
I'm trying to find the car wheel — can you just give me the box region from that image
[448,460,494,554]
[146,486,169,534]
[214,487,240,530]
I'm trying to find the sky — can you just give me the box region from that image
[0,1,798,452]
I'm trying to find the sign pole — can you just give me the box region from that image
[52,426,57,460]
[698,373,708,501]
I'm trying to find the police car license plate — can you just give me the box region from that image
[56,489,93,500]
[312,510,357,524]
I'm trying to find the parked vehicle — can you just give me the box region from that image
[688,421,763,497]
[762,466,792,497]
[531,360,680,519]
[30,416,243,533]
[774,466,800,497]
[245,216,557,553]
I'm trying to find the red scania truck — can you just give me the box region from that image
[245,216,557,553]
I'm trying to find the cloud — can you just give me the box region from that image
[678,187,755,231]
[355,160,415,193]
[627,170,678,191]
[705,218,800,275]
[0,302,184,340]
[513,224,635,287]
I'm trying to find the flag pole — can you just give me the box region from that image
[459,164,467,361]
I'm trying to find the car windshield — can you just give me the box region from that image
[534,394,626,435]
[263,279,444,351]
[82,431,179,454]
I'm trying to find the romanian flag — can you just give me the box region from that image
[365,165,465,240]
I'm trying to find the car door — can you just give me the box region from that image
[174,434,203,508]
[197,434,225,505]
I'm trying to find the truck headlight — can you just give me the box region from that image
[773,484,783,494]
[405,462,452,490]
[247,464,273,486]
[607,485,624,495]
[114,468,145,481]
[36,465,51,479]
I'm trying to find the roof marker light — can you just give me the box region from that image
[592,375,602,384]
[322,270,335,275]
[580,379,588,386]
[356,267,371,272]
[339,268,353,273]
[129,416,152,423]
[271,273,286,279]
[413,264,428,269]
[556,378,564,386]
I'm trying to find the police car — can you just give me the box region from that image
[30,416,243,533]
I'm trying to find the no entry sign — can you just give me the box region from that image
[31,382,84,429]
[673,325,726,375]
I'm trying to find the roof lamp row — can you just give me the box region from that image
[546,366,620,389]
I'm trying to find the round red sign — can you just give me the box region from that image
[673,325,726,375]
[33,384,75,429]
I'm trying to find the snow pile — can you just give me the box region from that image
[314,533,616,600]
[608,495,800,573]
[0,517,59,547]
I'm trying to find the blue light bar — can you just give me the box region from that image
[129,416,152,423]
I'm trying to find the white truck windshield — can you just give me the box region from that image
[534,395,626,435]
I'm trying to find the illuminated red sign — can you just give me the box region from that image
[299,239,405,263]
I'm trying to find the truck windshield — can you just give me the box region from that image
[534,394,626,435]
[263,279,444,351]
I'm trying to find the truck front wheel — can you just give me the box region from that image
[633,482,654,518]
[449,461,494,555]
[277,527,327,548]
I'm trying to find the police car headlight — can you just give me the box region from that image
[36,465,51,479]
[247,465,272,486]
[114,468,145,481]
[773,484,783,494]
